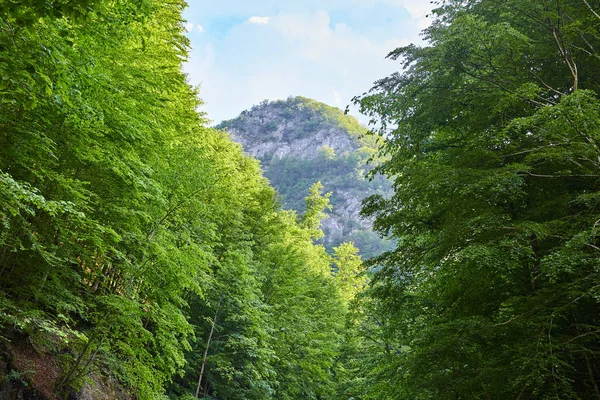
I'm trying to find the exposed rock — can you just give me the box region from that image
[216,96,395,258]
[0,340,131,400]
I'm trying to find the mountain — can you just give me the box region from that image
[216,96,394,259]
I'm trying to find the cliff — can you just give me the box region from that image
[216,96,394,258]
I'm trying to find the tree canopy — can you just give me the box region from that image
[353,0,600,398]
[0,1,364,399]
[4,0,600,398]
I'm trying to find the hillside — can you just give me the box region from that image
[216,97,394,259]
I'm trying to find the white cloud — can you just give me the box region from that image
[347,0,433,18]
[197,24,204,33]
[184,22,194,32]
[400,0,433,19]
[416,14,433,32]
[185,9,423,123]
[184,43,215,91]
[347,0,434,32]
[402,0,434,34]
[332,88,342,106]
[269,12,409,68]
[248,16,270,25]
[188,1,434,19]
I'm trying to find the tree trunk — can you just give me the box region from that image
[195,296,222,398]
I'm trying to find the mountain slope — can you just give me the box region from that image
[216,96,394,258]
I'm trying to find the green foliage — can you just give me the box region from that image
[300,182,332,240]
[6,0,600,398]
[267,151,359,210]
[353,0,600,398]
[320,145,336,160]
[332,242,367,304]
[0,2,350,399]
[265,148,394,258]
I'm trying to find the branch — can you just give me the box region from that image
[146,185,207,241]
[458,66,550,107]
[501,143,562,158]
[527,68,566,97]
[563,329,600,344]
[547,14,578,91]
[517,170,600,178]
[582,0,600,21]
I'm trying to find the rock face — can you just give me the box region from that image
[0,341,131,400]
[226,108,359,161]
[216,96,394,259]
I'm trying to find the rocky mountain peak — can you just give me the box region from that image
[216,96,393,259]
[217,96,369,165]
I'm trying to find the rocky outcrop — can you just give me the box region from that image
[216,96,394,258]
[0,340,131,400]
[223,98,360,164]
[229,123,358,163]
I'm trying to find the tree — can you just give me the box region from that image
[354,0,600,398]
[260,211,345,400]
[0,1,353,398]
[300,181,332,240]
[332,242,366,304]
[0,1,213,397]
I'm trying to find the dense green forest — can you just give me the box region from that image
[1,0,600,399]
[352,0,600,398]
[0,1,363,399]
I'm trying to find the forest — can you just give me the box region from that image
[1,0,600,399]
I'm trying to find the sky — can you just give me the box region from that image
[182,1,434,124]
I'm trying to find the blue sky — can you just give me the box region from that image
[182,1,433,124]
